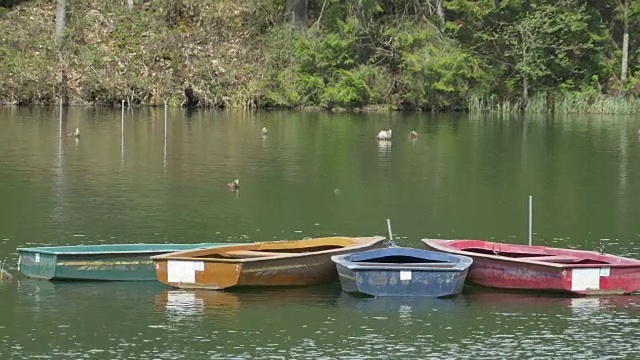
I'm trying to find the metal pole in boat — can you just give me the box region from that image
[386,218,396,246]
[528,195,533,246]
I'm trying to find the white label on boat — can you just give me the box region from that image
[600,267,610,277]
[35,253,40,263]
[571,268,600,291]
[400,270,412,281]
[194,261,204,271]
[167,261,196,283]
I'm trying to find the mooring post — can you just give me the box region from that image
[164,100,168,140]
[528,195,533,246]
[164,100,168,120]
[58,97,63,138]
[163,100,168,170]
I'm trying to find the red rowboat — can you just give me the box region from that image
[422,239,640,295]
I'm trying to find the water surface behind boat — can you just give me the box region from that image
[1,108,640,358]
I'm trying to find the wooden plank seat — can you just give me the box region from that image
[225,250,298,258]
[352,262,458,268]
[524,255,583,263]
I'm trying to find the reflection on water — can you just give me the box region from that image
[165,291,204,319]
[3,279,640,359]
[158,290,240,321]
[376,139,392,163]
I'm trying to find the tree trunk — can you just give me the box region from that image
[621,0,629,94]
[184,87,200,108]
[61,70,69,106]
[520,27,529,113]
[521,75,528,113]
[127,0,134,9]
[286,0,308,28]
[436,0,445,26]
[55,0,67,46]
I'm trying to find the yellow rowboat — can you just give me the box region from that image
[152,236,386,290]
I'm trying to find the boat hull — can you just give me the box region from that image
[422,239,640,295]
[332,247,472,297]
[153,236,386,290]
[17,243,231,281]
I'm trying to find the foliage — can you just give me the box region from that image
[1,0,640,113]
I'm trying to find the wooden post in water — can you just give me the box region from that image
[121,100,125,128]
[528,195,533,246]
[121,100,125,166]
[58,97,63,138]
[164,100,168,143]
[163,100,168,171]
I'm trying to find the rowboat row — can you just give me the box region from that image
[15,236,640,297]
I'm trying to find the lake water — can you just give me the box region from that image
[0,108,639,359]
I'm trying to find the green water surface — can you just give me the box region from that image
[1,108,639,359]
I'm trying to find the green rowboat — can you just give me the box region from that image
[17,243,235,281]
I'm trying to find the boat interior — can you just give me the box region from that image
[463,247,611,265]
[354,255,450,264]
[350,255,458,268]
[200,245,346,259]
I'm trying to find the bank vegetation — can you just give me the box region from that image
[2,0,640,114]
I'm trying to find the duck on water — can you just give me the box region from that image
[227,179,240,191]
[376,129,392,140]
[68,128,80,138]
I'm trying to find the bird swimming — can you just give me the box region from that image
[261,127,269,136]
[409,131,418,138]
[227,179,240,191]
[376,129,392,140]
[68,128,80,138]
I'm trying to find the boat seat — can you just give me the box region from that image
[354,262,457,268]
[225,250,297,258]
[524,255,582,263]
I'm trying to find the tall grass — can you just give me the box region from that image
[469,93,640,115]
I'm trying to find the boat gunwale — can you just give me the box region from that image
[16,243,227,256]
[332,255,472,272]
[151,236,387,263]
[422,239,640,268]
[332,261,468,272]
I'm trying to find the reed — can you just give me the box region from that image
[469,93,640,115]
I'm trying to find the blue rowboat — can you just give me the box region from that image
[17,243,235,281]
[331,247,473,297]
